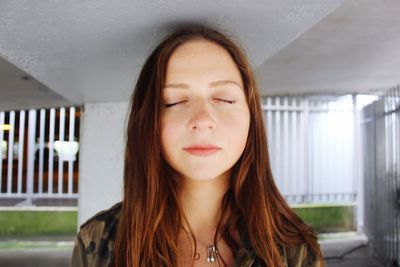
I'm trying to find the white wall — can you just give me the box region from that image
[77,101,129,228]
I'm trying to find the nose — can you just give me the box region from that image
[188,101,216,131]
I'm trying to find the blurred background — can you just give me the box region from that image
[0,0,399,266]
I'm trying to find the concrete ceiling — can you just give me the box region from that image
[1,0,398,110]
[257,0,400,97]
[0,0,344,110]
[0,57,70,110]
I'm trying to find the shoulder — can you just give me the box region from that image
[283,243,323,267]
[80,202,122,231]
[72,202,122,266]
[78,201,122,246]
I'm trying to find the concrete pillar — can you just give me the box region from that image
[77,101,129,228]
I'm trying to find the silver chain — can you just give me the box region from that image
[182,227,223,264]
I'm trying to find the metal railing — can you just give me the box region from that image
[361,85,400,265]
[0,107,79,206]
[0,95,364,207]
[263,95,359,204]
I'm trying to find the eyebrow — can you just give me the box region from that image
[164,80,243,90]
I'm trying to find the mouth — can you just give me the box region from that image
[183,144,221,157]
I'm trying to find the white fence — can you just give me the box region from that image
[263,94,362,204]
[362,85,400,264]
[0,95,370,206]
[0,107,79,205]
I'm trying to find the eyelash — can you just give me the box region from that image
[164,99,235,108]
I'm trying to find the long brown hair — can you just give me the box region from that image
[112,23,324,267]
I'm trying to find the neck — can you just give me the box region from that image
[178,171,231,240]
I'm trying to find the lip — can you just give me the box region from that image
[183,144,221,156]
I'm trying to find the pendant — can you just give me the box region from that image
[207,245,218,263]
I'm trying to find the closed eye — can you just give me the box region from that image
[164,100,188,108]
[163,99,235,108]
[215,98,235,104]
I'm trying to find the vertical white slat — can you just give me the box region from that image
[393,89,399,258]
[389,93,395,251]
[58,107,65,195]
[316,101,329,201]
[383,93,389,252]
[313,101,322,202]
[391,99,397,184]
[384,93,390,254]
[310,101,316,202]
[311,100,318,202]
[38,109,46,194]
[396,87,400,253]
[338,99,344,201]
[345,98,352,199]
[344,99,352,201]
[309,100,316,200]
[396,87,400,205]
[274,97,281,189]
[291,98,297,202]
[48,108,55,195]
[333,101,339,202]
[17,110,25,195]
[326,101,333,201]
[390,91,395,252]
[336,101,342,200]
[340,100,349,200]
[302,98,310,202]
[344,99,351,200]
[355,95,364,230]
[299,99,305,202]
[391,91,396,257]
[68,107,75,194]
[333,101,341,201]
[266,97,272,141]
[389,91,394,254]
[316,101,323,201]
[0,111,5,192]
[266,97,273,172]
[319,101,334,202]
[26,109,37,204]
[283,97,289,196]
[7,111,15,195]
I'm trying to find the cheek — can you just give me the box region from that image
[226,116,250,142]
[161,117,182,148]
[225,110,250,144]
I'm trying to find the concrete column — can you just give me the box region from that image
[77,101,129,228]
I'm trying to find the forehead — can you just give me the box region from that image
[165,39,243,86]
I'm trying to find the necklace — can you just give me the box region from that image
[196,236,220,263]
[182,227,223,264]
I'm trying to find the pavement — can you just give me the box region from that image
[0,232,390,267]
[320,233,387,267]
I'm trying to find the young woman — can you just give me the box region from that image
[71,24,324,267]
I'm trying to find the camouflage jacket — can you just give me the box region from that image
[70,202,323,267]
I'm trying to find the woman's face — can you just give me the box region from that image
[161,39,250,182]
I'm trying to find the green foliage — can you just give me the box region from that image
[0,205,355,237]
[293,205,355,233]
[0,210,77,237]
